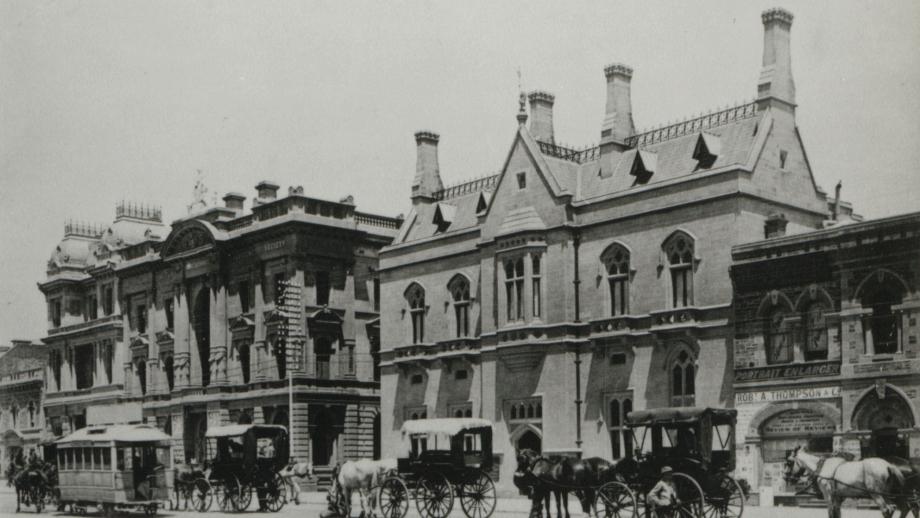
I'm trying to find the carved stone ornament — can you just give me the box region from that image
[874,379,887,400]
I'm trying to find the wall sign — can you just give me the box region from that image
[761,409,835,436]
[735,361,840,382]
[735,385,840,405]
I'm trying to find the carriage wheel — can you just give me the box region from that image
[214,476,239,512]
[595,481,637,518]
[190,478,212,512]
[378,476,410,518]
[702,475,744,518]
[459,471,496,518]
[672,473,705,518]
[236,482,253,512]
[415,472,454,518]
[263,473,286,513]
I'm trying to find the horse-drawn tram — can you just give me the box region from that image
[596,407,745,518]
[55,424,173,517]
[378,418,497,518]
[204,423,290,512]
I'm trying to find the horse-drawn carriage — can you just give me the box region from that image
[377,418,497,518]
[204,423,290,512]
[595,407,745,518]
[54,424,173,517]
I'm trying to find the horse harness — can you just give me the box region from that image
[803,457,917,502]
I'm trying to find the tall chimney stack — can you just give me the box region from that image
[411,131,443,202]
[528,91,555,143]
[600,63,635,149]
[757,8,796,108]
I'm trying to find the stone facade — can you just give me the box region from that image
[0,340,48,470]
[39,186,399,483]
[731,211,920,494]
[379,8,844,494]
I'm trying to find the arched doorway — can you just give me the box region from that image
[516,429,541,453]
[852,385,914,458]
[311,407,336,466]
[191,289,211,387]
[758,407,836,491]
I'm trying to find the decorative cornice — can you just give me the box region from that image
[762,7,793,25]
[604,63,633,79]
[528,90,555,104]
[414,131,440,143]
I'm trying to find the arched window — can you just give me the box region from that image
[449,276,471,338]
[858,271,906,355]
[765,307,792,364]
[803,302,828,361]
[10,404,18,429]
[608,397,633,459]
[602,244,630,316]
[405,284,426,344]
[532,255,542,318]
[670,348,696,407]
[504,258,525,322]
[664,233,694,308]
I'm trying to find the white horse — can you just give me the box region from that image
[279,459,314,505]
[785,446,905,518]
[329,458,397,518]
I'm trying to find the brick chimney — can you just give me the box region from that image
[223,192,245,211]
[528,91,555,143]
[757,8,796,108]
[411,131,443,202]
[600,63,635,149]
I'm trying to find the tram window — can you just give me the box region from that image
[116,449,125,471]
[93,448,102,470]
[57,451,64,469]
[85,448,93,469]
[156,447,169,469]
[102,448,111,469]
[66,449,74,470]
[75,448,84,470]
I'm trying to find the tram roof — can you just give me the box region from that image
[205,424,288,438]
[626,407,737,426]
[56,424,171,446]
[401,418,492,436]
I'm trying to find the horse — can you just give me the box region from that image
[514,448,558,518]
[7,463,48,513]
[883,457,920,518]
[514,449,612,518]
[328,458,397,518]
[279,459,314,505]
[785,446,905,518]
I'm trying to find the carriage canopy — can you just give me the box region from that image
[400,418,492,437]
[626,407,737,427]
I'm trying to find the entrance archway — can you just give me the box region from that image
[516,429,542,453]
[852,385,915,458]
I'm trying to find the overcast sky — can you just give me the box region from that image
[1,0,918,345]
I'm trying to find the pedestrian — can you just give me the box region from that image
[647,466,679,518]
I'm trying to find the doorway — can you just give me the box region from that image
[516,430,541,453]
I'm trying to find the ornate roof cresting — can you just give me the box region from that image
[528,90,555,103]
[604,63,634,79]
[414,131,440,143]
[762,7,793,25]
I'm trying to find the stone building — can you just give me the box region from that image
[0,340,48,469]
[379,8,848,492]
[731,211,920,495]
[39,185,399,480]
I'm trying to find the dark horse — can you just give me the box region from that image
[885,457,920,518]
[5,462,48,512]
[514,449,613,518]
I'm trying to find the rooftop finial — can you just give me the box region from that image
[516,68,528,125]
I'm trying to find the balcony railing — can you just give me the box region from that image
[0,368,43,386]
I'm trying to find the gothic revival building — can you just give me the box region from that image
[731,211,920,496]
[39,185,399,478]
[0,340,47,469]
[379,8,847,492]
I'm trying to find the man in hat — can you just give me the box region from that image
[647,466,680,518]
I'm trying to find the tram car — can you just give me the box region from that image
[55,424,173,516]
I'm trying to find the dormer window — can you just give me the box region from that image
[693,133,720,170]
[630,150,657,186]
[779,149,788,169]
[433,203,456,233]
[476,191,491,214]
[517,172,527,189]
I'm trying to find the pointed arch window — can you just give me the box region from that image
[664,233,695,308]
[608,396,633,459]
[532,255,542,318]
[405,284,426,344]
[670,348,696,407]
[859,271,906,355]
[765,307,793,365]
[803,302,828,361]
[602,245,630,316]
[504,258,525,322]
[449,276,471,338]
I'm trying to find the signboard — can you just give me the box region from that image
[735,385,840,405]
[734,361,840,382]
[761,409,835,436]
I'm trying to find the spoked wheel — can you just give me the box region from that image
[214,476,239,512]
[190,477,212,512]
[459,470,496,518]
[237,482,253,511]
[415,472,454,518]
[672,473,705,518]
[702,474,744,518]
[263,473,286,513]
[378,476,410,518]
[595,481,638,518]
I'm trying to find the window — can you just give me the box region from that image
[315,336,332,380]
[859,272,906,355]
[102,285,114,316]
[164,298,175,330]
[74,344,94,390]
[532,255,542,318]
[608,397,633,460]
[101,342,113,384]
[136,360,147,395]
[136,303,147,334]
[630,150,656,186]
[86,293,98,321]
[449,276,470,338]
[373,278,380,312]
[664,233,694,308]
[455,369,468,380]
[406,408,428,454]
[504,258,525,322]
[163,355,175,391]
[610,353,627,365]
[316,271,331,306]
[50,299,62,328]
[345,344,356,376]
[693,133,719,170]
[803,302,828,361]
[765,308,793,364]
[50,350,62,390]
[670,349,696,407]
[602,245,630,316]
[406,284,426,344]
[410,374,424,385]
[239,281,250,313]
[516,172,526,189]
[10,404,17,429]
[28,402,35,428]
[779,149,788,169]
